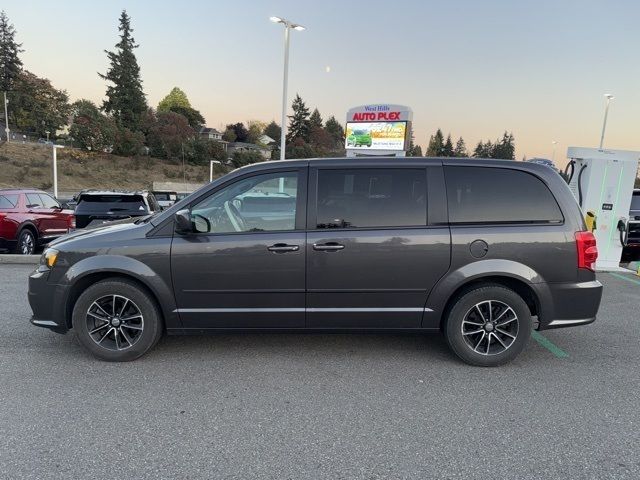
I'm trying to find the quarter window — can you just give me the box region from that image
[191,172,298,234]
[444,166,563,224]
[316,169,427,229]
[39,194,60,209]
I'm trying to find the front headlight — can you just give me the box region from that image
[41,248,59,269]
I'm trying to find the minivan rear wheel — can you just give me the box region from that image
[72,279,163,361]
[444,285,532,366]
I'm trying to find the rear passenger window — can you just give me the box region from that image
[316,169,426,229]
[0,194,18,208]
[26,194,42,208]
[444,166,563,224]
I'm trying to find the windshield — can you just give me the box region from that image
[76,194,148,213]
[631,193,640,210]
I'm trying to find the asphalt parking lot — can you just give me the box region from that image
[1,264,639,479]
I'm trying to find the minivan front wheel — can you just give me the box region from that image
[72,279,163,361]
[444,285,532,366]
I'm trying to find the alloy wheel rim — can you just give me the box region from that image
[86,294,144,351]
[461,300,519,356]
[21,233,34,254]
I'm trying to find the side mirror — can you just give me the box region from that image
[174,209,193,234]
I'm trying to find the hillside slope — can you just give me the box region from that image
[0,142,219,192]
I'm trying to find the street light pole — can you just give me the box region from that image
[52,145,64,198]
[270,16,305,161]
[280,25,290,161]
[599,93,614,149]
[3,92,9,142]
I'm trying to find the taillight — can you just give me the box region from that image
[68,215,76,230]
[575,231,598,271]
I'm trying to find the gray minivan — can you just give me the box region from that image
[28,158,603,366]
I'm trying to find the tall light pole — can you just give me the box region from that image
[3,92,9,142]
[270,16,305,161]
[599,93,614,149]
[52,145,64,199]
[551,140,557,162]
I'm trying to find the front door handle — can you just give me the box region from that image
[313,242,345,252]
[267,243,299,253]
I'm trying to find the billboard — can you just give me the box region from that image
[345,121,407,151]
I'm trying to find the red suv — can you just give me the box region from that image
[0,188,75,254]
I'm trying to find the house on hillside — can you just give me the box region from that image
[258,134,276,146]
[227,142,272,160]
[199,127,228,151]
[199,127,223,141]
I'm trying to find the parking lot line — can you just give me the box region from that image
[531,330,569,358]
[608,272,640,286]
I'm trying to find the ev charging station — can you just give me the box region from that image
[566,147,640,271]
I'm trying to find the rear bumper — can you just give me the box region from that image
[28,269,68,334]
[536,279,603,330]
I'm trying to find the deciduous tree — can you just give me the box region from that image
[8,70,70,138]
[0,10,23,140]
[69,99,116,151]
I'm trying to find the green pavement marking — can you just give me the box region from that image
[531,330,569,358]
[609,272,640,286]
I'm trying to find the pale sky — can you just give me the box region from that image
[5,0,640,165]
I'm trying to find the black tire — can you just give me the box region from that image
[444,284,532,367]
[72,279,163,361]
[16,229,36,255]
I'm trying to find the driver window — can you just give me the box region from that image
[191,172,298,234]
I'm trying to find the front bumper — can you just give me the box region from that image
[28,269,68,334]
[536,279,603,330]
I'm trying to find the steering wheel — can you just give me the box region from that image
[224,201,247,232]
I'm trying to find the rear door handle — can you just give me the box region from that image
[267,243,299,253]
[313,242,345,252]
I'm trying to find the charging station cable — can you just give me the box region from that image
[576,164,587,207]
[618,218,629,247]
[564,160,575,185]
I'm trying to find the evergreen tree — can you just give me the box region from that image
[324,115,344,149]
[309,108,323,129]
[263,120,281,142]
[443,134,454,157]
[0,11,23,141]
[287,93,310,142]
[473,140,494,158]
[426,129,444,156]
[492,131,515,159]
[454,137,467,157]
[99,10,147,131]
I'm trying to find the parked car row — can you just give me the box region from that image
[1,187,186,254]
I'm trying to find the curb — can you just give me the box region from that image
[0,254,40,265]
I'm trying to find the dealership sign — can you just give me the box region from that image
[346,104,413,153]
